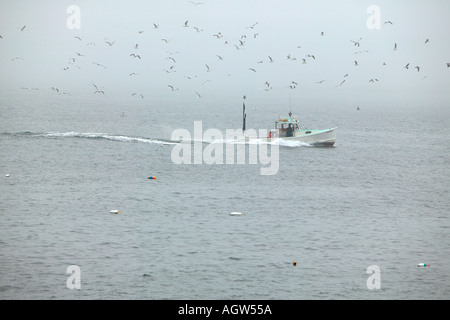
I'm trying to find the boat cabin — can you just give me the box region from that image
[269,116,300,138]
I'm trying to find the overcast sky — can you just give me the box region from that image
[1,0,449,105]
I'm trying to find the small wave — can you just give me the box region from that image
[40,132,178,145]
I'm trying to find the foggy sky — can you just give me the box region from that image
[1,0,449,105]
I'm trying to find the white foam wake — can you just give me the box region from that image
[42,132,178,145]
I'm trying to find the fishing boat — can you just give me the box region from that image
[242,101,337,146]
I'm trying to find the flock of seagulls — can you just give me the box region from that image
[2,5,449,102]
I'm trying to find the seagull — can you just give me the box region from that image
[51,87,59,93]
[369,79,379,82]
[93,62,106,68]
[350,38,362,47]
[216,55,224,60]
[183,20,189,27]
[247,22,258,29]
[205,64,211,72]
[344,73,349,77]
[302,59,307,64]
[249,68,256,72]
[134,43,139,49]
[75,52,85,57]
[320,31,325,36]
[354,60,358,66]
[239,40,245,46]
[18,25,26,31]
[268,56,273,63]
[74,36,82,41]
[94,90,105,94]
[130,53,141,59]
[153,23,159,29]
[10,57,24,61]
[394,43,398,51]
[193,27,203,32]
[415,66,420,72]
[356,106,360,110]
[168,85,178,91]
[404,63,409,69]
[316,80,326,84]
[138,30,144,34]
[161,39,170,43]
[166,57,176,63]
[425,39,430,44]
[195,92,201,98]
[339,80,346,86]
[105,41,115,46]
[384,21,393,25]
[291,81,298,86]
[132,93,144,98]
[129,72,139,76]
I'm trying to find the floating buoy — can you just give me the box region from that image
[148,176,156,180]
[5,174,10,177]
[417,263,430,267]
[110,210,122,214]
[229,212,245,216]
[293,261,297,266]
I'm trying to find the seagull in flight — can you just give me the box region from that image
[216,55,224,60]
[105,41,115,46]
[316,80,326,84]
[10,57,24,61]
[74,36,82,41]
[249,68,256,72]
[183,21,189,27]
[394,43,398,51]
[195,92,201,98]
[384,21,393,25]
[168,85,179,91]
[132,93,144,98]
[268,56,273,63]
[354,60,358,66]
[153,23,159,29]
[18,25,26,31]
[404,63,409,69]
[129,72,139,76]
[161,39,170,43]
[205,64,211,72]
[425,39,430,44]
[350,38,362,47]
[415,66,420,72]
[130,53,141,59]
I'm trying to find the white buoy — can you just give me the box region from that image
[5,174,10,177]
[417,263,430,267]
[110,210,122,214]
[229,212,245,216]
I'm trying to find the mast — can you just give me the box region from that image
[242,95,246,132]
[242,101,246,132]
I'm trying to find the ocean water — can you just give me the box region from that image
[0,93,449,300]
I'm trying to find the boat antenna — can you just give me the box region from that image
[288,90,292,118]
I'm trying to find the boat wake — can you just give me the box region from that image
[2,132,310,147]
[204,138,310,148]
[2,131,177,145]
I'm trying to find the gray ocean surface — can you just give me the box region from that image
[0,93,449,300]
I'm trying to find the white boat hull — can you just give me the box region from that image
[264,127,337,146]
